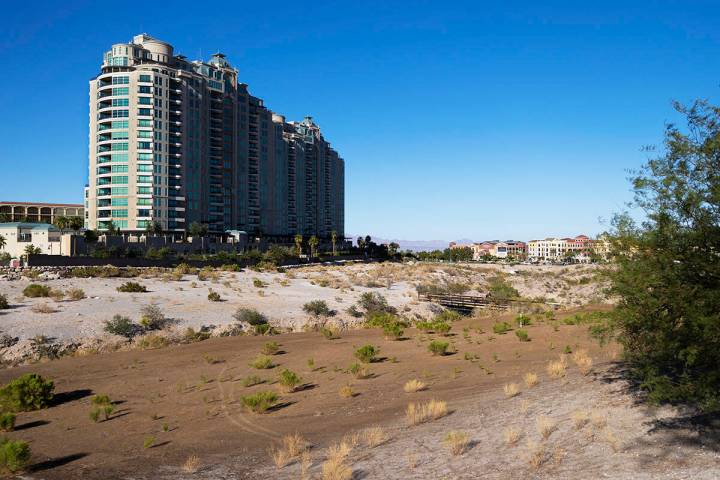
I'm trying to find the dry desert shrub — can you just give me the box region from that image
[536,415,557,440]
[574,354,593,375]
[604,429,622,452]
[300,451,312,480]
[546,360,566,379]
[321,441,353,480]
[339,384,355,399]
[504,383,520,398]
[523,372,539,388]
[443,430,470,456]
[363,426,388,448]
[342,431,361,448]
[520,399,530,414]
[590,411,607,429]
[403,379,427,393]
[182,454,201,473]
[283,432,308,458]
[552,446,566,466]
[31,303,58,314]
[406,399,448,426]
[527,440,547,470]
[572,410,589,430]
[269,445,291,468]
[67,288,86,301]
[503,426,521,446]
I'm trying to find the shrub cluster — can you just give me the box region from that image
[0,438,30,473]
[0,295,8,310]
[303,300,332,317]
[492,322,512,334]
[22,284,50,298]
[354,344,379,363]
[116,281,147,293]
[241,391,279,413]
[428,340,450,356]
[0,373,54,412]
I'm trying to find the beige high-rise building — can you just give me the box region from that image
[87,34,344,239]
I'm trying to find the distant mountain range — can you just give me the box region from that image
[348,235,476,252]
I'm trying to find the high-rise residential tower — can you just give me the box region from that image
[87,34,344,239]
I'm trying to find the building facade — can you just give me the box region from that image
[528,235,599,262]
[0,223,72,257]
[87,34,344,238]
[0,202,83,224]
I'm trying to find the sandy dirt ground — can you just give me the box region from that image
[0,302,715,479]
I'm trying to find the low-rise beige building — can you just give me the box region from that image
[0,223,75,258]
[0,201,83,224]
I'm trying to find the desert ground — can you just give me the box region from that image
[0,262,716,479]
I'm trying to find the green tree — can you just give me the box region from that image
[69,217,84,231]
[54,216,70,232]
[331,230,338,257]
[104,221,120,235]
[145,221,163,236]
[294,234,303,257]
[188,222,208,238]
[308,235,319,258]
[23,244,41,256]
[356,236,365,252]
[605,99,720,409]
[388,242,400,256]
[0,234,5,250]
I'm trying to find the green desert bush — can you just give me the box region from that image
[242,375,265,387]
[233,307,268,326]
[104,315,139,339]
[250,355,275,369]
[434,310,461,323]
[515,314,532,327]
[0,373,54,412]
[303,300,332,317]
[354,344,379,363]
[278,369,302,392]
[116,281,147,293]
[253,278,267,288]
[383,322,404,340]
[515,329,530,342]
[0,438,31,473]
[207,290,222,302]
[320,326,340,340]
[357,292,396,315]
[0,295,8,310]
[428,340,450,356]
[487,276,520,300]
[261,341,280,355]
[0,413,15,432]
[241,391,279,413]
[139,304,167,330]
[22,284,50,298]
[492,322,512,334]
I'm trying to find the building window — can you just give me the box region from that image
[111,176,128,184]
[111,143,128,151]
[112,120,129,129]
[111,165,128,173]
[138,119,152,127]
[137,175,152,184]
[137,142,152,150]
[137,198,152,206]
[111,209,128,218]
[139,74,152,82]
[137,164,152,172]
[137,130,152,138]
[138,96,152,105]
[111,198,128,206]
[112,87,129,96]
[112,98,129,107]
[111,110,129,118]
[112,76,129,85]
[111,187,128,195]
[138,86,151,94]
[137,186,152,194]
[138,108,152,116]
[110,131,129,140]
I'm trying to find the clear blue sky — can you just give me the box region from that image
[1,1,719,241]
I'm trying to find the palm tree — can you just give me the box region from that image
[0,234,5,250]
[357,236,365,252]
[331,230,338,257]
[308,235,319,259]
[55,216,70,232]
[69,217,84,231]
[294,234,303,257]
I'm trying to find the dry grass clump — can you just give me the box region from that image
[546,359,567,379]
[572,409,589,430]
[403,379,426,393]
[269,433,309,468]
[604,429,622,452]
[527,440,547,470]
[31,303,58,314]
[443,430,470,456]
[590,411,607,429]
[503,383,520,398]
[572,349,593,375]
[520,399,530,414]
[321,441,353,480]
[503,426,521,446]
[67,288,86,301]
[406,399,448,426]
[339,384,355,399]
[523,372,539,388]
[182,454,201,473]
[536,415,557,440]
[363,426,388,448]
